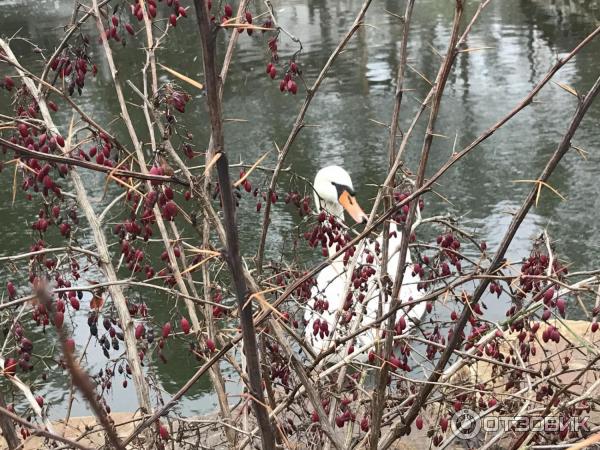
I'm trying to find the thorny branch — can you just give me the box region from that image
[1,2,600,450]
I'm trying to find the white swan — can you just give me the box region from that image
[303,166,426,361]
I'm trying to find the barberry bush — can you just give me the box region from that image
[1,1,600,449]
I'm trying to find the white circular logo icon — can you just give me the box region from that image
[451,409,481,439]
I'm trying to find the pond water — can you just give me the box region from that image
[0,0,599,419]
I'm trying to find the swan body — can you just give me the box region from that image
[303,166,426,361]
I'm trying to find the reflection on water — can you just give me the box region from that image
[0,0,599,418]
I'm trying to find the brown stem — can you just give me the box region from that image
[0,137,180,185]
[192,1,276,448]
[0,393,19,450]
[0,405,94,450]
[370,4,464,446]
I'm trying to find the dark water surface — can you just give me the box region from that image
[0,0,599,418]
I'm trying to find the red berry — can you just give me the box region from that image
[54,311,64,329]
[125,23,135,35]
[592,322,599,333]
[440,416,448,432]
[162,322,171,338]
[65,338,75,353]
[35,396,44,408]
[18,123,29,138]
[224,4,233,17]
[164,201,178,220]
[159,424,169,440]
[70,297,80,310]
[556,297,566,317]
[288,80,297,94]
[111,15,119,26]
[4,358,17,376]
[169,14,177,27]
[180,317,191,334]
[416,415,423,430]
[206,338,216,352]
[360,416,369,432]
[4,76,14,91]
[135,323,145,340]
[7,281,16,299]
[177,6,187,17]
[368,351,375,363]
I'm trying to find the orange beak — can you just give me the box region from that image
[339,190,368,224]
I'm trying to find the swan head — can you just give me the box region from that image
[313,166,368,224]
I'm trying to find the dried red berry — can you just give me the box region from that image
[556,297,566,317]
[162,322,172,338]
[65,338,75,353]
[180,317,191,334]
[70,297,80,310]
[416,415,423,430]
[135,323,145,340]
[54,311,64,329]
[206,338,216,352]
[4,358,17,376]
[164,201,178,220]
[360,416,369,432]
[7,281,16,299]
[158,424,169,440]
[4,76,14,91]
[440,416,448,432]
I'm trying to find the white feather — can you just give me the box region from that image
[303,167,426,363]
